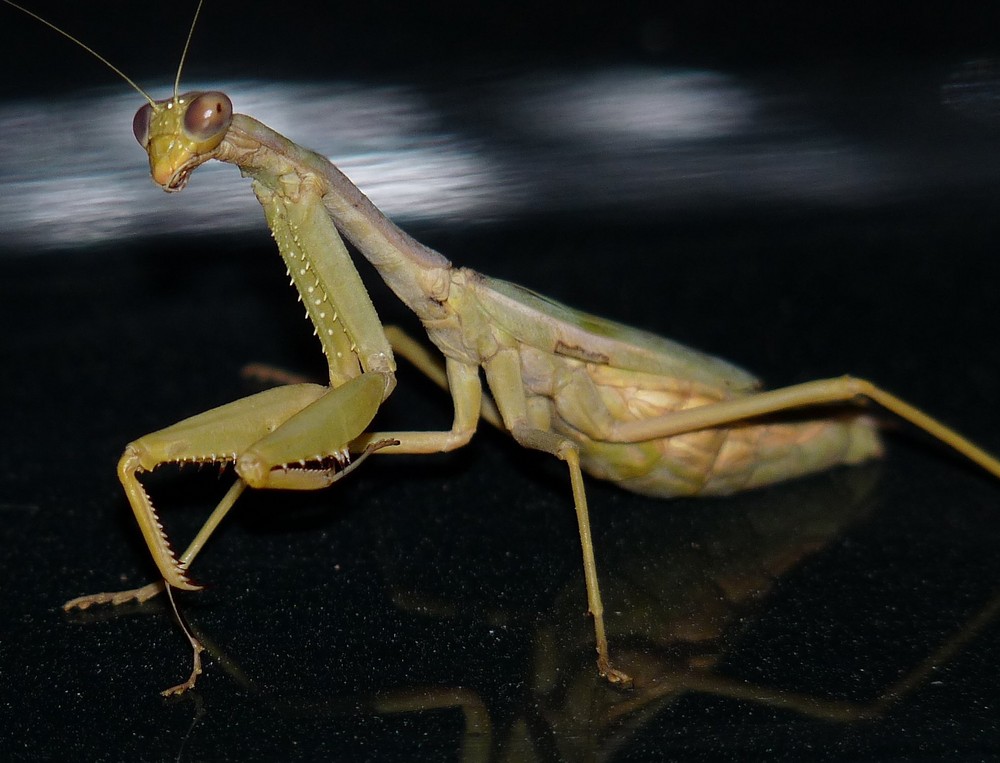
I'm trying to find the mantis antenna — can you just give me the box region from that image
[173,0,204,99]
[1,0,207,105]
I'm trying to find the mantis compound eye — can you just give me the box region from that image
[182,91,233,142]
[132,102,153,147]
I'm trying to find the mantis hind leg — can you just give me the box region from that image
[607,376,1000,482]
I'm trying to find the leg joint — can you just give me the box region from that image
[441,425,476,452]
[117,443,144,479]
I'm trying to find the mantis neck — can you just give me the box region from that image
[219,114,453,324]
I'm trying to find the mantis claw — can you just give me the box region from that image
[160,585,205,697]
[598,655,634,689]
[160,640,204,698]
[62,580,166,611]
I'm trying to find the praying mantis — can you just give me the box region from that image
[8,1,1000,696]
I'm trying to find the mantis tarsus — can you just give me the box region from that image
[9,1,1000,696]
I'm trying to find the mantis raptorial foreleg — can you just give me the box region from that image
[113,375,386,591]
[63,363,486,694]
[64,376,393,609]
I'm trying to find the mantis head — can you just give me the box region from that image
[4,0,221,192]
[132,91,233,191]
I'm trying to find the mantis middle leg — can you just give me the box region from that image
[241,327,504,436]
[480,347,632,685]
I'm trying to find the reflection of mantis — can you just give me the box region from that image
[380,473,1000,760]
[9,1,1000,695]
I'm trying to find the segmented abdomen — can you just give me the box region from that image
[519,345,882,498]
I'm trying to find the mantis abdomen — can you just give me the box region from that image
[515,337,882,497]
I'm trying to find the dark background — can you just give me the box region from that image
[3,2,1000,760]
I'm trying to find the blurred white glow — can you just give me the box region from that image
[509,69,754,142]
[942,58,1000,123]
[4,65,994,253]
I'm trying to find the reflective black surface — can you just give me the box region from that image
[4,209,1000,760]
[3,2,1000,761]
